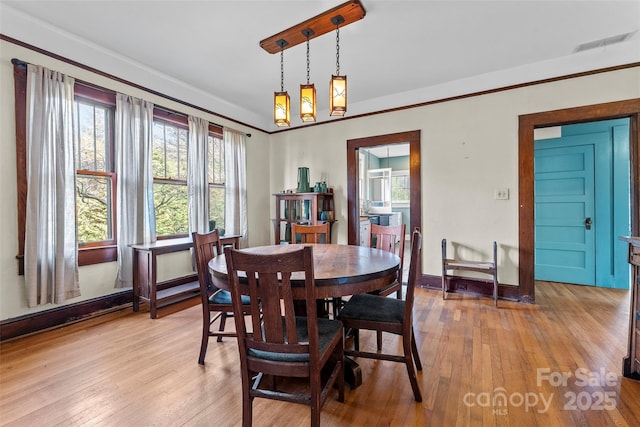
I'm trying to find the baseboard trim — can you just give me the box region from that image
[1,273,524,341]
[419,274,521,302]
[0,290,132,341]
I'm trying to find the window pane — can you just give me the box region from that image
[391,174,410,202]
[209,186,225,233]
[154,182,188,236]
[75,101,109,171]
[76,174,113,244]
[153,121,188,180]
[208,136,224,184]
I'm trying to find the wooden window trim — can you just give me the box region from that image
[13,63,119,271]
[13,60,225,272]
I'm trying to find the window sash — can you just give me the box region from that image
[76,170,117,247]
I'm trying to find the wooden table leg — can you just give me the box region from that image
[344,357,362,389]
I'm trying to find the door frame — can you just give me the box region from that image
[519,99,640,303]
[346,130,422,246]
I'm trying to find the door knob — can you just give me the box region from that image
[585,217,592,230]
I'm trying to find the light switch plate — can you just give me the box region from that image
[494,188,509,200]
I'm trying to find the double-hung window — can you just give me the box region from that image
[152,117,189,238]
[74,90,116,248]
[73,85,118,265]
[152,113,225,238]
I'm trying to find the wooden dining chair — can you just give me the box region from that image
[225,245,345,427]
[338,229,423,402]
[291,222,341,317]
[290,222,330,244]
[370,223,406,299]
[192,230,251,365]
[368,223,406,349]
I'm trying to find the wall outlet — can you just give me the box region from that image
[494,188,509,200]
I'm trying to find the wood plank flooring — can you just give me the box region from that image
[2,281,640,426]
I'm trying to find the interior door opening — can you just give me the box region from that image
[533,118,631,289]
[346,131,421,253]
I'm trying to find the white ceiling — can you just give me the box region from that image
[2,1,639,133]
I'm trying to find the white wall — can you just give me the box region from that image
[268,67,640,285]
[0,40,271,321]
[2,37,638,322]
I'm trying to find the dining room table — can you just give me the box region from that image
[208,243,401,387]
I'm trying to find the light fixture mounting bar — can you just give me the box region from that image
[260,0,366,54]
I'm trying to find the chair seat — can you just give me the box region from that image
[210,288,250,305]
[249,317,343,363]
[339,293,404,324]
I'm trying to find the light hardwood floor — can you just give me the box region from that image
[2,282,640,426]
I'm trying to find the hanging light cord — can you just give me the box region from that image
[280,48,285,92]
[335,24,340,76]
[306,36,311,84]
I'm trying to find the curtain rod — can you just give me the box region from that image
[11,58,251,137]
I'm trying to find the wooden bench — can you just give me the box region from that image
[441,239,498,307]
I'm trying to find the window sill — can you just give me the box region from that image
[78,245,117,266]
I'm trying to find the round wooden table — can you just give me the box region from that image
[208,243,400,299]
[209,243,400,389]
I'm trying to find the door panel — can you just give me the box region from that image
[535,142,595,285]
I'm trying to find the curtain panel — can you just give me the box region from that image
[223,128,248,248]
[187,116,210,234]
[114,94,155,288]
[24,64,80,307]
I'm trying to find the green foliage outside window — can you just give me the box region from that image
[391,174,410,204]
[73,97,226,244]
[74,100,114,245]
[154,182,189,236]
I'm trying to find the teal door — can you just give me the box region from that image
[534,118,631,289]
[535,142,596,285]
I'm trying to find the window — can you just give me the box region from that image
[72,85,118,265]
[152,119,189,237]
[14,61,225,267]
[151,116,225,238]
[74,97,116,247]
[391,170,410,206]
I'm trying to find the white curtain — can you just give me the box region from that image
[224,128,248,248]
[187,116,210,234]
[114,94,155,288]
[24,64,80,307]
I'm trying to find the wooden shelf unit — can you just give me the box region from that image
[272,192,334,245]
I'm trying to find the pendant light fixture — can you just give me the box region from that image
[329,15,347,117]
[261,0,365,125]
[274,39,291,127]
[300,29,316,122]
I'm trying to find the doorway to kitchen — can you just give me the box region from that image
[346,130,422,281]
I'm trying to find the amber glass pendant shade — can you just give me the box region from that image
[300,84,316,122]
[274,91,291,127]
[329,75,347,116]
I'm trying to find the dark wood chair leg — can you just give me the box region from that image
[411,330,422,370]
[217,311,227,342]
[403,334,422,402]
[198,310,210,364]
